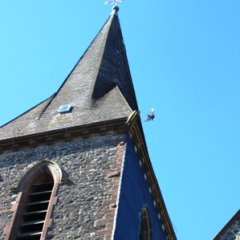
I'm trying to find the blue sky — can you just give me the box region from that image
[0,1,240,239]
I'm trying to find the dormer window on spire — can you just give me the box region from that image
[58,104,73,114]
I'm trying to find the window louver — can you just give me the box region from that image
[12,171,54,240]
[5,162,61,240]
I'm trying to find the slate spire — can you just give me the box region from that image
[0,9,138,140]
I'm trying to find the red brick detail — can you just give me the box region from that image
[94,143,125,240]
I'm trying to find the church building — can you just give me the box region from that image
[0,6,176,240]
[213,210,240,240]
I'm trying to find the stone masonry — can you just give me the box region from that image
[0,133,126,239]
[214,210,240,240]
[219,220,240,240]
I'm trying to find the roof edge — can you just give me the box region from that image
[38,14,116,118]
[0,94,55,129]
[127,111,177,240]
[0,117,128,153]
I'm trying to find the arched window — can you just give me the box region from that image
[139,207,152,240]
[5,161,62,240]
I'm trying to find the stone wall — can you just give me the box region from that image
[0,133,126,239]
[219,219,240,240]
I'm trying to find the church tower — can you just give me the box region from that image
[0,7,176,240]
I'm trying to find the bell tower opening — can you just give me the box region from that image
[6,162,61,240]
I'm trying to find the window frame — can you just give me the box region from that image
[4,161,62,240]
[139,206,152,240]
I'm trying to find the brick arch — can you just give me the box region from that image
[139,206,152,240]
[4,161,62,240]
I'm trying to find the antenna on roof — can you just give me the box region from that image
[104,0,124,7]
[105,0,124,14]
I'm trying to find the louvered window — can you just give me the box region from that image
[5,161,61,240]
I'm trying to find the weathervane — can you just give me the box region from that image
[105,0,124,7]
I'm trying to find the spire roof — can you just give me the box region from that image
[0,10,138,141]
